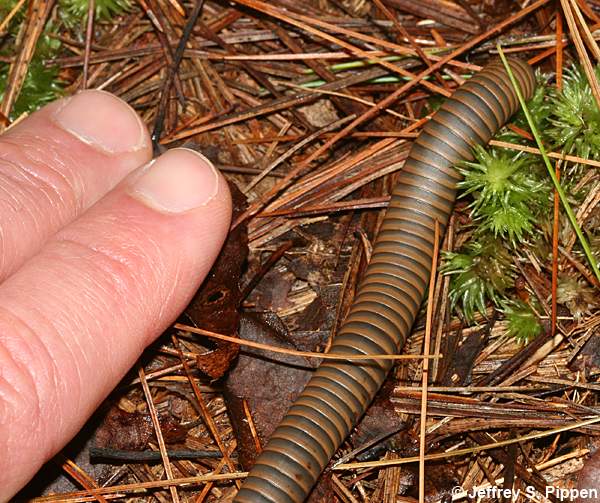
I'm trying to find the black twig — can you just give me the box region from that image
[89,446,222,462]
[151,0,206,153]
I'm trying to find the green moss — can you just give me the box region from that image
[456,146,550,246]
[445,64,600,337]
[442,237,515,321]
[500,300,543,344]
[0,17,64,119]
[0,59,64,118]
[546,65,600,161]
[58,0,131,23]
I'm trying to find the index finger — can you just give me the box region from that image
[0,90,152,280]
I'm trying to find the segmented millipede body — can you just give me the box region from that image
[233,57,536,503]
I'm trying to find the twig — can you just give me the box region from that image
[89,447,222,462]
[151,0,205,150]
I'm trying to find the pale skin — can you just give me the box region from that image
[0,90,233,500]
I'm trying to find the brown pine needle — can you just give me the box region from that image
[173,323,440,361]
[229,0,452,98]
[0,0,26,34]
[552,14,564,338]
[419,221,440,503]
[488,139,600,168]
[275,81,409,119]
[334,415,600,470]
[243,121,291,193]
[194,442,239,503]
[372,0,450,88]
[569,0,600,61]
[561,0,600,111]
[272,0,552,172]
[82,0,95,89]
[332,474,361,503]
[258,196,391,218]
[243,399,262,455]
[57,455,107,503]
[137,367,180,503]
[0,0,54,121]
[31,472,249,502]
[166,0,185,16]
[172,336,241,489]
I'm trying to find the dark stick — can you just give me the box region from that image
[151,0,206,153]
[89,446,222,462]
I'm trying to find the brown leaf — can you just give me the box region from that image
[94,405,188,451]
[224,312,315,468]
[94,407,153,451]
[184,179,248,378]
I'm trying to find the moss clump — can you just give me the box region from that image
[0,13,64,115]
[59,0,131,23]
[0,59,64,118]
[501,300,543,344]
[442,237,515,322]
[456,146,550,246]
[443,66,600,339]
[546,65,600,161]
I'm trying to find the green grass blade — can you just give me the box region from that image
[497,45,600,283]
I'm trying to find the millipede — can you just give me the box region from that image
[233,57,536,503]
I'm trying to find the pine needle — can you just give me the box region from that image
[560,0,600,111]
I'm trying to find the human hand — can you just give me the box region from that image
[0,90,232,499]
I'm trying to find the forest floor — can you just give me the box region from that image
[3,0,600,501]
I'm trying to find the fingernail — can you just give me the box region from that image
[130,148,219,213]
[53,90,147,153]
